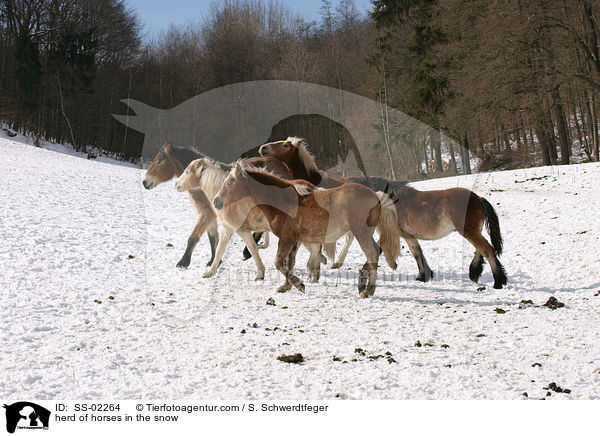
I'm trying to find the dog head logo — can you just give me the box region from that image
[3,402,50,434]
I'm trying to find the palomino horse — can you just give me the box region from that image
[212,162,401,298]
[259,137,507,289]
[174,157,291,280]
[143,143,289,268]
[345,176,508,289]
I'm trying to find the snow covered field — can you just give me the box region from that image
[1,135,599,400]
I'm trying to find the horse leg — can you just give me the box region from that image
[462,231,507,289]
[202,225,234,278]
[277,243,300,292]
[354,233,380,298]
[401,232,433,282]
[275,239,304,293]
[206,220,219,267]
[332,232,354,269]
[242,232,263,261]
[469,252,485,282]
[176,213,215,269]
[238,230,265,280]
[306,244,322,282]
[257,232,269,249]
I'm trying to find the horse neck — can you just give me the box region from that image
[245,170,299,216]
[394,184,418,200]
[289,159,322,185]
[173,160,187,176]
[171,148,203,176]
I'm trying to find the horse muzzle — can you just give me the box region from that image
[213,197,224,210]
[174,180,186,192]
[142,177,155,190]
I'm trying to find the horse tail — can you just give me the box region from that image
[480,197,503,256]
[375,192,401,269]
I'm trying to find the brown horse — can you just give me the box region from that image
[143,143,218,268]
[259,137,376,269]
[212,162,400,298]
[259,137,507,289]
[346,176,507,289]
[259,137,345,188]
[143,142,289,268]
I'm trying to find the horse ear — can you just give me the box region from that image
[235,163,244,178]
[194,159,204,177]
[163,143,172,154]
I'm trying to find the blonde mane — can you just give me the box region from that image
[287,137,319,174]
[195,158,229,199]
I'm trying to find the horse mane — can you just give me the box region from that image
[238,161,316,196]
[194,158,229,199]
[347,176,416,201]
[167,144,204,167]
[287,137,319,174]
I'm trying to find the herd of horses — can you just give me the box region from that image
[142,137,507,298]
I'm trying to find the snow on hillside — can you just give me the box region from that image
[1,137,599,400]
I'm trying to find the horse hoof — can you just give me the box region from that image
[277,284,291,293]
[493,278,507,289]
[255,275,265,281]
[202,270,216,278]
[177,259,190,269]
[296,283,305,293]
[358,290,372,299]
[331,263,342,269]
[389,262,398,270]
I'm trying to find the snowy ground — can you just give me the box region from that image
[1,135,599,400]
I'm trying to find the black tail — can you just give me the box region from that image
[480,197,503,256]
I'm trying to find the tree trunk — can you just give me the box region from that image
[432,127,443,172]
[573,108,592,160]
[552,89,570,164]
[545,113,558,164]
[460,133,472,175]
[447,137,458,173]
[592,96,600,161]
[579,0,600,88]
[535,125,552,166]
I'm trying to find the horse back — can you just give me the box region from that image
[312,182,380,222]
[399,187,484,237]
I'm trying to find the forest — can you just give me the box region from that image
[1,0,599,178]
